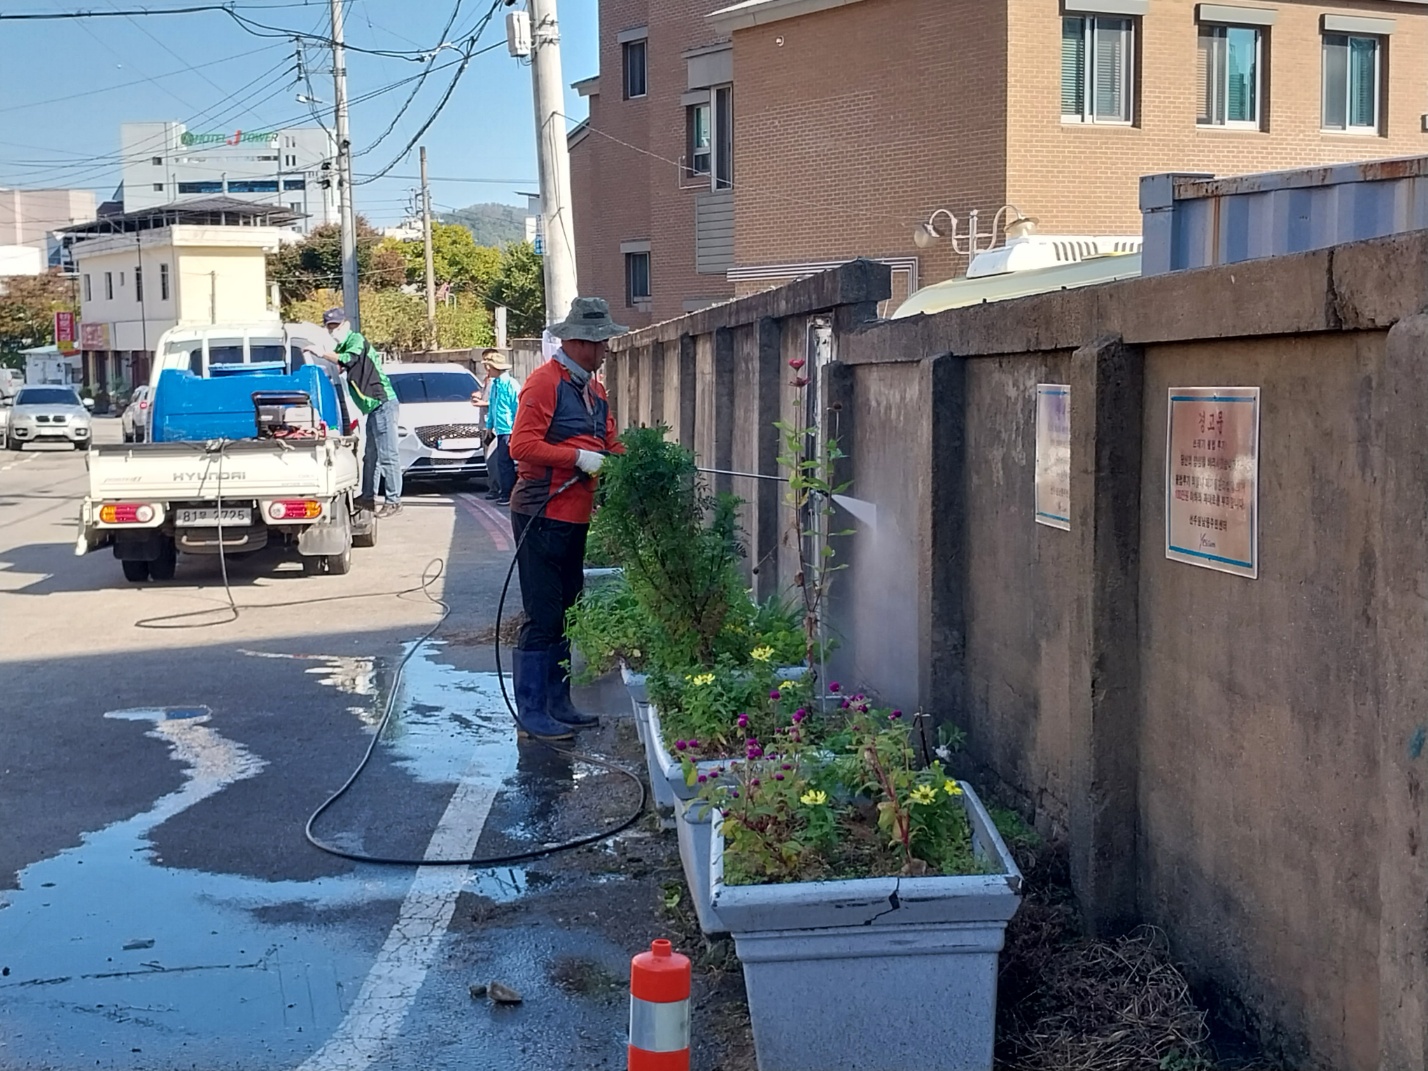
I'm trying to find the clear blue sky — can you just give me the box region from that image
[0,0,599,226]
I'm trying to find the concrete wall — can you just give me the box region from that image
[606,230,1428,1070]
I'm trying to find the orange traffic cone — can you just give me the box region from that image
[628,939,691,1070]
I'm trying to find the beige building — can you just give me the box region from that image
[66,198,292,392]
[572,0,1428,320]
[0,187,97,273]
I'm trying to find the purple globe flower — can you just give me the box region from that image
[829,682,841,693]
[889,710,903,720]
[737,713,749,728]
[770,690,782,701]
[781,763,792,771]
[689,739,701,749]
[697,774,708,783]
[793,708,807,723]
[774,773,785,781]
[751,778,761,787]
[674,740,688,751]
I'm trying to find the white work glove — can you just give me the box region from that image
[575,449,605,475]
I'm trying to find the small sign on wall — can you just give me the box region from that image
[1035,384,1070,530]
[1165,387,1260,579]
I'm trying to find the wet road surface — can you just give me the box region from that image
[0,424,665,1071]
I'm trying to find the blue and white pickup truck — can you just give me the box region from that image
[76,323,375,583]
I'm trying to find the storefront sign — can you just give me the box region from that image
[1035,384,1070,530]
[1165,387,1260,579]
[54,311,76,353]
[180,129,279,147]
[79,322,110,351]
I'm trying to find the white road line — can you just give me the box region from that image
[293,767,498,1071]
[0,453,40,472]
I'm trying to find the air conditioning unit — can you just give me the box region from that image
[506,11,532,57]
[966,234,1143,279]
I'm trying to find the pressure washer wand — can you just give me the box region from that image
[696,467,788,483]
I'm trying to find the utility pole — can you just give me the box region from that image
[420,146,436,350]
[527,0,577,324]
[330,0,360,329]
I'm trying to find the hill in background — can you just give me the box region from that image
[440,202,527,247]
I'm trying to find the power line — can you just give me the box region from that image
[354,0,469,159]
[0,3,325,19]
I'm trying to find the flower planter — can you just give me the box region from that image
[675,795,726,934]
[620,661,649,704]
[710,783,1023,1071]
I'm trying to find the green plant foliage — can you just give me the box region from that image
[596,426,746,668]
[564,576,658,681]
[703,695,981,885]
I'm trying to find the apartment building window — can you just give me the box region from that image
[151,156,163,166]
[623,39,647,99]
[83,274,91,301]
[1061,15,1134,124]
[152,183,165,192]
[159,263,170,301]
[135,266,143,302]
[713,86,733,190]
[1198,24,1261,127]
[104,272,113,300]
[687,101,712,177]
[624,246,651,306]
[1323,33,1381,132]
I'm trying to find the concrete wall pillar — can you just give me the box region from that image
[924,353,968,721]
[669,334,697,447]
[695,328,735,496]
[1374,314,1428,1069]
[1067,334,1144,936]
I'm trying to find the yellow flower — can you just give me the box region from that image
[943,780,964,797]
[751,646,774,662]
[909,785,940,806]
[689,673,715,687]
[780,680,799,691]
[800,790,828,807]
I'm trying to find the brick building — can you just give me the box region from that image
[571,0,1428,321]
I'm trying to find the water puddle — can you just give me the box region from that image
[0,648,536,1071]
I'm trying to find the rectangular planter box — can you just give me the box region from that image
[675,795,726,935]
[710,783,1023,1071]
[620,662,649,704]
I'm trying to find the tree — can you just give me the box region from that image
[0,272,78,358]
[392,223,502,297]
[287,287,492,353]
[268,216,405,307]
[438,202,526,246]
[487,241,547,337]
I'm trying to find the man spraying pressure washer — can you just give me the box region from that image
[506,297,627,742]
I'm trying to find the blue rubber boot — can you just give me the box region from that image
[511,648,574,741]
[548,642,599,729]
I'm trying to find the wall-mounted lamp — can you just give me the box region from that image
[913,205,1039,255]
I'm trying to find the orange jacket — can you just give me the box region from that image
[509,357,620,524]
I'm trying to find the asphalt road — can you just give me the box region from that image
[0,419,660,1071]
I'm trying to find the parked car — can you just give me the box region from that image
[121,385,152,443]
[387,363,490,485]
[4,386,93,450]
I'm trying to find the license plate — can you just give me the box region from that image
[177,507,251,526]
[438,437,483,450]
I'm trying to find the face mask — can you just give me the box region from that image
[328,324,350,347]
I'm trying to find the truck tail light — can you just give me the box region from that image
[268,500,322,521]
[138,400,149,409]
[100,503,155,524]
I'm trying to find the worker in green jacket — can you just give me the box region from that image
[306,307,403,517]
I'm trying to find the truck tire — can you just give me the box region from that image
[326,536,353,576]
[149,537,177,582]
[122,559,151,583]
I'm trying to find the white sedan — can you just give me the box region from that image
[387,363,490,485]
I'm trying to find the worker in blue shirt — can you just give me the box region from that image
[482,349,520,506]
